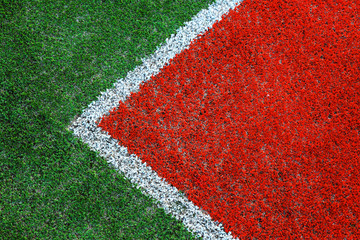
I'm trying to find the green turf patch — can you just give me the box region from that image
[0,0,215,238]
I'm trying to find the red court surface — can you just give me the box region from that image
[99,0,360,238]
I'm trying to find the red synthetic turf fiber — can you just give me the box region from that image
[99,0,360,238]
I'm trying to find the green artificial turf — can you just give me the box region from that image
[0,0,215,238]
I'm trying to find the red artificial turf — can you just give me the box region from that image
[99,0,360,238]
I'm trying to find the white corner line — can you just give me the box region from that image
[69,0,242,239]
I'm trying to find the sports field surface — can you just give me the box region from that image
[1,0,359,239]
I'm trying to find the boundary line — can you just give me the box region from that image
[69,1,242,238]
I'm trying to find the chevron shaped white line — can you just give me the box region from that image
[69,1,243,239]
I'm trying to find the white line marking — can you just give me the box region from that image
[70,0,242,239]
